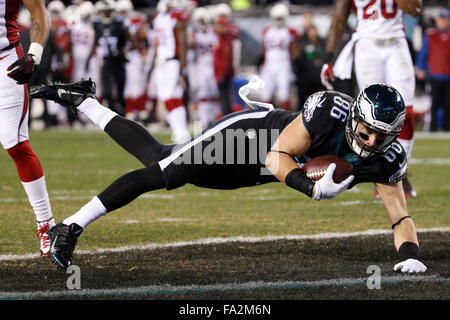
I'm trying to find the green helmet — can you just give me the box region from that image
[346,84,406,159]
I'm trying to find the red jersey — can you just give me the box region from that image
[213,17,239,80]
[0,0,21,50]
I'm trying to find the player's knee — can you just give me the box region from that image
[7,140,35,160]
[7,140,44,182]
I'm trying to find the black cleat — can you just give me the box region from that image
[29,78,96,115]
[48,222,83,270]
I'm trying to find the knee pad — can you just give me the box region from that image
[399,106,415,140]
[7,140,43,182]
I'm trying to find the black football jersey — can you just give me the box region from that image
[293,91,407,186]
[93,19,127,59]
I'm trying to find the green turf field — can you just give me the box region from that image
[0,129,449,255]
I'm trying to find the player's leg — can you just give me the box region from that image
[30,80,165,167]
[158,60,190,144]
[62,164,165,229]
[385,38,417,198]
[0,59,54,256]
[276,66,292,110]
[354,39,385,88]
[443,81,450,131]
[258,65,276,103]
[48,163,167,269]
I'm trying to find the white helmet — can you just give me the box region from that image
[156,0,168,12]
[97,0,116,23]
[47,0,65,17]
[192,7,210,26]
[79,1,95,21]
[270,3,289,20]
[64,5,81,26]
[116,0,133,16]
[18,8,31,28]
[214,3,232,19]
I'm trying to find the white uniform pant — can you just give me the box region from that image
[354,37,415,106]
[0,46,29,149]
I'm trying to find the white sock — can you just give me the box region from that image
[78,98,117,130]
[21,176,53,222]
[166,106,190,144]
[398,138,414,160]
[63,196,107,229]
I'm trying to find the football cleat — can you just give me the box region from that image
[402,176,417,199]
[48,222,83,270]
[29,78,96,115]
[35,219,56,257]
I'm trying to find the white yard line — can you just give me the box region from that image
[0,275,448,299]
[1,227,448,262]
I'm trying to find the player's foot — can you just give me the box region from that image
[29,78,96,115]
[402,176,417,199]
[35,218,56,257]
[48,222,83,269]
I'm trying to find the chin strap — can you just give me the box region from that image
[238,76,274,111]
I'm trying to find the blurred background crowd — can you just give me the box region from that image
[20,0,450,139]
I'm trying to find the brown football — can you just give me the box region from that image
[302,155,353,183]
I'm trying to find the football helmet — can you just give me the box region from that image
[213,3,232,20]
[47,0,65,19]
[346,83,405,159]
[79,1,95,21]
[116,0,133,17]
[270,3,289,27]
[192,7,210,30]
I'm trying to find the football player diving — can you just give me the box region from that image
[30,78,427,273]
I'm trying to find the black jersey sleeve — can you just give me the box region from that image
[352,141,408,185]
[301,91,352,155]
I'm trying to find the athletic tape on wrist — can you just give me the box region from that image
[28,42,44,65]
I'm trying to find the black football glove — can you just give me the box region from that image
[7,54,38,85]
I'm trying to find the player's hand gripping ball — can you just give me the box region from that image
[302,155,353,183]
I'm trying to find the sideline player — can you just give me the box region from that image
[1,0,54,256]
[259,3,299,110]
[30,78,427,274]
[320,0,422,198]
[151,0,190,144]
[189,7,220,129]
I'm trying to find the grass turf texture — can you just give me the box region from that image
[0,130,449,255]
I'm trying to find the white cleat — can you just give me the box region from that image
[35,219,56,257]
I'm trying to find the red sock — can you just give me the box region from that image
[399,106,415,140]
[7,140,44,182]
[165,98,184,112]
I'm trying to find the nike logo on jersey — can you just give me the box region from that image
[0,54,10,60]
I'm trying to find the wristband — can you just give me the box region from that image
[285,168,315,198]
[398,241,419,260]
[28,42,44,65]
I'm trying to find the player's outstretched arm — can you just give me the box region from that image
[320,0,351,89]
[395,0,422,17]
[265,114,311,184]
[325,0,351,57]
[376,182,427,273]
